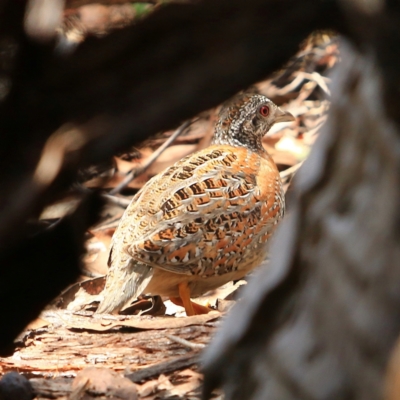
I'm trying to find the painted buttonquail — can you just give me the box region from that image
[97,94,294,316]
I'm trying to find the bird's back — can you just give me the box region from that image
[109,144,283,279]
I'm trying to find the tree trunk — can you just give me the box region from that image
[203,40,400,400]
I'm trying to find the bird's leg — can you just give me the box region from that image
[170,282,212,316]
[178,281,195,316]
[170,297,212,315]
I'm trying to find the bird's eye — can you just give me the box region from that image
[259,105,270,117]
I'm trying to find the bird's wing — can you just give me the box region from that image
[111,145,282,277]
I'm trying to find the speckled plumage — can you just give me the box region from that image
[97,94,294,315]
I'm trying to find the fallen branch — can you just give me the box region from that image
[127,353,199,383]
[110,119,193,194]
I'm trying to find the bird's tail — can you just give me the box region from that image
[96,259,154,314]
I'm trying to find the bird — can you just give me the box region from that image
[96,93,294,316]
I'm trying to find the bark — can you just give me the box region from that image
[202,41,400,400]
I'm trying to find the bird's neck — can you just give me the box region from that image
[211,127,267,155]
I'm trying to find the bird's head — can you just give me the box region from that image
[212,93,295,153]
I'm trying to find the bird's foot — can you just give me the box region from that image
[169,296,212,316]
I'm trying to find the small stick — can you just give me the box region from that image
[279,162,303,181]
[102,193,131,208]
[166,334,206,350]
[127,353,199,383]
[110,119,193,195]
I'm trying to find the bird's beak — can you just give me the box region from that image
[274,107,295,123]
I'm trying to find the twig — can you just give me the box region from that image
[110,120,193,195]
[102,193,131,208]
[166,334,206,350]
[279,162,303,181]
[127,353,199,383]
